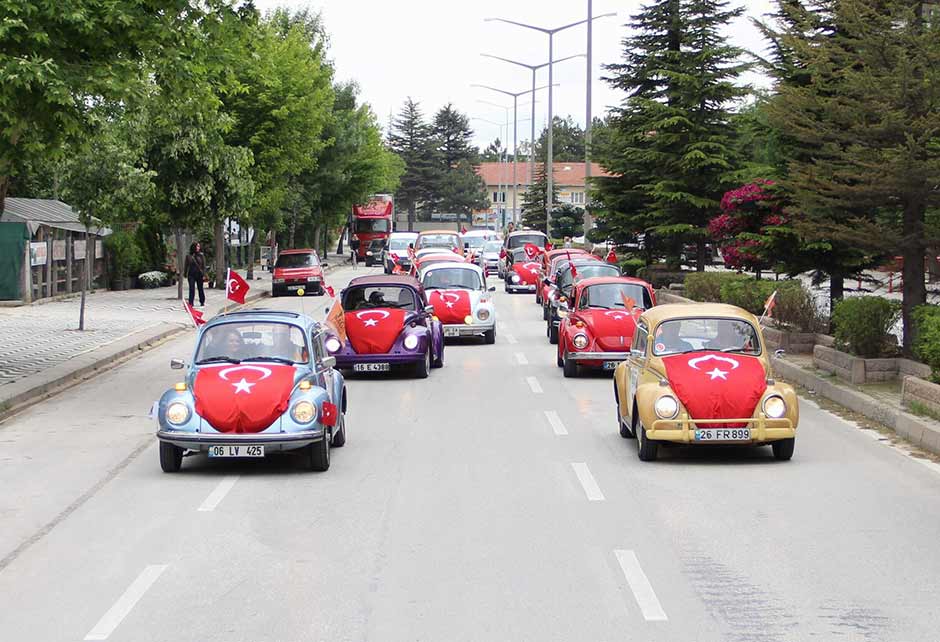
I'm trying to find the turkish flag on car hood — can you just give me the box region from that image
[662,352,767,428]
[579,309,638,351]
[428,290,472,324]
[194,364,296,433]
[344,308,407,354]
[513,262,541,285]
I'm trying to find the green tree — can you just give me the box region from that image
[550,204,585,239]
[431,104,488,225]
[535,116,585,162]
[388,98,438,230]
[521,163,559,233]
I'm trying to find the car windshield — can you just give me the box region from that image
[418,234,459,250]
[195,322,308,364]
[354,218,390,233]
[275,253,318,268]
[343,286,417,311]
[388,238,413,251]
[507,233,547,249]
[483,240,502,252]
[651,318,761,356]
[463,236,486,249]
[422,268,483,290]
[560,264,618,288]
[580,284,653,310]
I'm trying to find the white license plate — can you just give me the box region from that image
[354,362,390,372]
[287,285,301,291]
[603,361,620,371]
[208,445,264,458]
[444,327,460,337]
[694,428,751,441]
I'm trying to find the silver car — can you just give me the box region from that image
[480,239,502,276]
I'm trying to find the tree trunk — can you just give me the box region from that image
[175,227,184,300]
[0,175,8,214]
[696,239,706,272]
[247,235,254,281]
[828,271,844,333]
[408,203,415,233]
[336,225,345,255]
[927,246,940,282]
[902,199,927,355]
[289,205,297,248]
[215,220,226,289]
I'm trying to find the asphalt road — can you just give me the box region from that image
[2,264,940,642]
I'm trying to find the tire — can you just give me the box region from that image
[314,285,324,296]
[772,438,795,461]
[549,322,559,345]
[563,351,579,378]
[159,441,183,473]
[505,282,511,294]
[543,304,549,321]
[483,328,495,344]
[414,348,430,379]
[303,431,331,471]
[331,412,346,447]
[432,341,444,368]
[557,345,564,368]
[637,421,659,461]
[271,288,280,298]
[615,387,632,438]
[536,291,542,305]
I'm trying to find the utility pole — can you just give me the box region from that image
[584,0,594,236]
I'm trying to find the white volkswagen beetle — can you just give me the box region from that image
[418,262,497,344]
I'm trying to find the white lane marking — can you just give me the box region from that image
[571,462,605,501]
[84,565,168,640]
[526,376,543,394]
[197,475,239,512]
[544,410,568,435]
[514,352,529,366]
[505,333,518,345]
[614,550,668,621]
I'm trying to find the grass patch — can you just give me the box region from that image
[906,400,940,423]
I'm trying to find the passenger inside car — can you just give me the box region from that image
[654,322,695,355]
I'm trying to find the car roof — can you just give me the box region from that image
[420,261,482,275]
[389,232,418,238]
[279,248,315,255]
[575,276,653,290]
[418,229,460,236]
[347,274,423,289]
[461,230,493,237]
[508,229,547,237]
[546,248,587,258]
[640,303,759,328]
[208,309,315,327]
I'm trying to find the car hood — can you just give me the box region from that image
[274,266,322,279]
[427,289,481,324]
[661,352,767,427]
[344,308,407,354]
[193,363,297,433]
[512,262,542,285]
[577,309,639,351]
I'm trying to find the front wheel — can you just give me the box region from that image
[331,412,346,447]
[772,438,795,461]
[548,322,559,345]
[414,348,430,379]
[563,351,579,378]
[303,432,331,471]
[159,441,183,473]
[483,328,495,345]
[637,421,659,461]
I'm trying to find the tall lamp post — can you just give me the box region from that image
[484,14,615,234]
[473,85,554,225]
[472,116,508,229]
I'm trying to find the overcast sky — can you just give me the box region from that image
[254,0,778,149]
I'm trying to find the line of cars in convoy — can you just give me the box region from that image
[496,229,800,462]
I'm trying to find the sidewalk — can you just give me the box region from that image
[0,255,348,416]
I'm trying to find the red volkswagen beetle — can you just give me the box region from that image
[557,276,656,377]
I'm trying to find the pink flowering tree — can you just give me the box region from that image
[708,180,786,275]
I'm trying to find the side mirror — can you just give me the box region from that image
[542,278,552,287]
[320,356,337,369]
[774,349,786,358]
[488,286,496,292]
[424,304,435,315]
[170,358,186,370]
[321,261,329,267]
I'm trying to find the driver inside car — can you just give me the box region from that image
[272,324,307,363]
[654,323,695,355]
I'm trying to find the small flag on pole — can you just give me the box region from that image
[183,301,206,327]
[325,283,335,298]
[226,268,250,305]
[760,290,778,324]
[325,299,347,344]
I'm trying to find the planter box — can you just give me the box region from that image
[902,376,940,417]
[761,325,816,355]
[813,345,932,384]
[656,290,696,305]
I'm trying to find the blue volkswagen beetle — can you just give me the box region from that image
[154,310,347,472]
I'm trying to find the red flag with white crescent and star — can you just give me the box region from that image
[512,261,542,286]
[344,308,407,354]
[193,364,296,433]
[183,302,206,327]
[523,243,541,260]
[662,352,767,428]
[226,268,250,305]
[428,290,472,324]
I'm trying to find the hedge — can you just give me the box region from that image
[913,305,940,382]
[832,297,900,358]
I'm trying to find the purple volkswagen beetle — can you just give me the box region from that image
[324,275,444,378]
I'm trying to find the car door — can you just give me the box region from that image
[625,321,649,420]
[310,328,333,398]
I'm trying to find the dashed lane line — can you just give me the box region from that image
[197,475,239,512]
[504,333,518,345]
[84,564,168,640]
[544,410,568,435]
[526,376,543,394]
[514,352,529,366]
[571,462,605,501]
[614,550,668,622]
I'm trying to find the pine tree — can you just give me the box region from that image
[520,163,558,233]
[550,204,585,239]
[388,98,438,231]
[431,104,488,224]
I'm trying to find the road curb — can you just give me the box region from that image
[773,356,940,456]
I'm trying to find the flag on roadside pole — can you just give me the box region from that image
[183,301,206,327]
[760,290,777,324]
[226,268,250,305]
[324,283,335,298]
[325,299,347,344]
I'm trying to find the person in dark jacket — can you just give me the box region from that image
[184,242,206,307]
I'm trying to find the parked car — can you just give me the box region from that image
[154,310,347,472]
[613,303,799,461]
[272,249,325,296]
[419,262,497,344]
[382,232,418,274]
[324,275,445,378]
[556,276,656,377]
[546,259,621,344]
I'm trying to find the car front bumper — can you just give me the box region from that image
[443,322,495,338]
[157,429,325,452]
[568,351,630,364]
[648,417,796,444]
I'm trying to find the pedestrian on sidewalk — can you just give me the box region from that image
[185,242,207,307]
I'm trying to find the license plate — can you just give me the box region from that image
[208,445,264,458]
[354,362,390,372]
[603,361,620,371]
[694,428,751,441]
[444,327,460,337]
[287,285,301,291]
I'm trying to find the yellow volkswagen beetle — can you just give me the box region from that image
[613,303,799,462]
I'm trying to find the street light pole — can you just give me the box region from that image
[484,14,615,235]
[585,0,595,235]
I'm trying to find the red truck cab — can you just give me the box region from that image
[351,194,394,266]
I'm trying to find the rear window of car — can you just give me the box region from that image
[389,238,413,250]
[417,234,459,249]
[483,240,502,252]
[276,253,318,268]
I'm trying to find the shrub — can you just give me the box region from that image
[719,277,779,315]
[637,267,687,289]
[620,257,646,277]
[913,305,940,382]
[684,272,744,302]
[831,297,900,358]
[769,282,821,333]
[138,271,168,289]
[105,231,143,280]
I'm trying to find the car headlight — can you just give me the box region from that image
[573,333,589,350]
[325,337,341,353]
[166,402,191,425]
[403,334,419,350]
[291,400,317,424]
[654,395,680,419]
[762,395,787,419]
[477,308,490,321]
[273,278,285,284]
[511,274,520,283]
[558,308,569,318]
[366,251,374,256]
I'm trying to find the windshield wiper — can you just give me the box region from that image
[196,356,241,365]
[242,356,296,365]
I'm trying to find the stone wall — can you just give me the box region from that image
[902,376,940,415]
[814,345,866,384]
[762,326,816,354]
